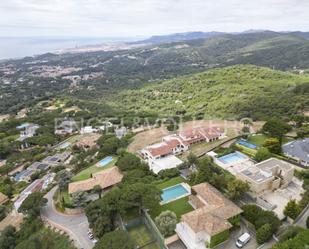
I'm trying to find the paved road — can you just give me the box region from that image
[41,187,93,249]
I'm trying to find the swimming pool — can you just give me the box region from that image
[218,152,247,164]
[161,184,190,204]
[97,156,113,167]
[236,139,257,149]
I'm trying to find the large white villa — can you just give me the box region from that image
[176,183,242,249]
[141,127,225,174]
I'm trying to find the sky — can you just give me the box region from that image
[0,0,309,38]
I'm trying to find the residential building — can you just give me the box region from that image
[236,158,294,196]
[42,152,71,165]
[55,120,77,135]
[176,183,242,249]
[75,133,101,150]
[68,166,123,194]
[141,127,224,173]
[16,123,40,149]
[115,126,128,139]
[80,126,98,134]
[282,138,309,167]
[14,169,35,182]
[14,179,43,211]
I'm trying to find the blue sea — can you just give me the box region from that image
[0,36,140,60]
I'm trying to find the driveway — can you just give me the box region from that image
[41,187,93,249]
[295,205,309,229]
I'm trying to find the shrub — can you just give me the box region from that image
[155,211,177,237]
[256,223,272,244]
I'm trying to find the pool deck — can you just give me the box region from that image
[160,183,191,205]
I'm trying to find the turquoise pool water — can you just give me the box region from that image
[161,184,189,203]
[98,156,113,167]
[237,139,257,149]
[218,152,247,164]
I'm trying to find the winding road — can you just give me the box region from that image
[41,187,94,249]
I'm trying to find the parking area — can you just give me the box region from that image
[215,223,257,249]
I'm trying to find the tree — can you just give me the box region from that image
[0,205,7,221]
[284,200,301,220]
[100,137,121,155]
[256,223,272,244]
[255,147,272,162]
[93,230,135,249]
[72,191,88,208]
[242,205,281,233]
[271,229,309,249]
[85,188,122,238]
[18,192,47,218]
[264,138,281,154]
[227,179,249,200]
[191,157,213,184]
[93,185,102,199]
[187,152,198,166]
[155,211,177,237]
[120,183,161,213]
[0,225,17,249]
[262,118,291,143]
[56,170,73,192]
[117,153,141,171]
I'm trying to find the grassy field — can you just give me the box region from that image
[71,156,117,182]
[128,224,160,249]
[150,176,193,220]
[150,196,194,221]
[247,134,293,146]
[155,176,185,190]
[247,134,268,146]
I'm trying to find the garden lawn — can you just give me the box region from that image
[71,156,117,182]
[247,134,268,146]
[248,134,292,146]
[150,196,193,221]
[155,176,185,190]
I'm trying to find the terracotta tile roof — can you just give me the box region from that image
[178,126,223,144]
[148,144,173,157]
[0,192,8,204]
[182,183,242,236]
[68,166,123,194]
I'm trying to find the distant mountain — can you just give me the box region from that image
[135,30,309,45]
[136,31,224,44]
[2,31,309,115]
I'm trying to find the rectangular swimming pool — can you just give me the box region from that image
[236,139,257,149]
[161,184,190,204]
[218,152,247,164]
[98,156,113,167]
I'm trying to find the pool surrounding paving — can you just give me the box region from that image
[161,183,191,204]
[218,151,248,164]
[236,139,258,149]
[97,156,113,167]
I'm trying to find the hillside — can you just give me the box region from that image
[2,32,309,114]
[113,65,309,120]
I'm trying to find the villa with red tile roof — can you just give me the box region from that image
[140,127,225,174]
[176,183,242,249]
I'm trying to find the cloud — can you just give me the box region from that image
[0,0,308,37]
